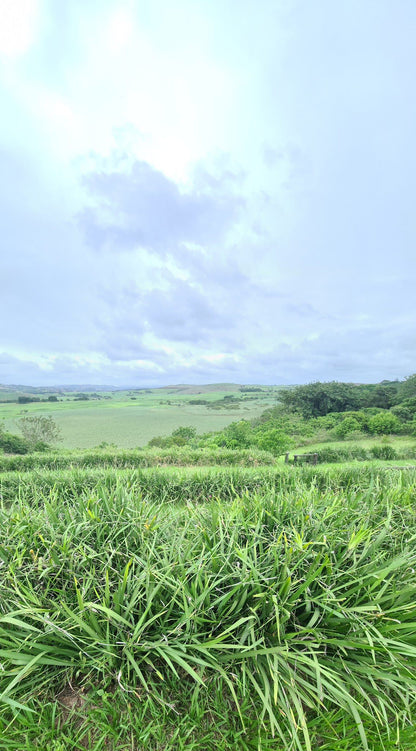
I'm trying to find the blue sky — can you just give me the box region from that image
[1,0,415,386]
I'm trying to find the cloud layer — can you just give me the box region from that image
[1,0,415,385]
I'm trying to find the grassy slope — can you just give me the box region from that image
[293,435,416,454]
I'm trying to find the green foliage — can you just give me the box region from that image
[0,447,276,473]
[367,412,402,435]
[1,467,416,749]
[391,397,416,422]
[17,415,62,448]
[332,416,362,439]
[279,380,405,419]
[255,427,293,456]
[279,381,366,418]
[171,425,197,443]
[0,430,30,454]
[370,444,398,460]
[148,425,198,448]
[367,382,399,408]
[398,373,416,401]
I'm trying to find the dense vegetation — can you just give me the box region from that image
[1,466,416,749]
[145,375,416,460]
[1,377,416,748]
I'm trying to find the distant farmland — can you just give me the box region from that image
[0,384,282,448]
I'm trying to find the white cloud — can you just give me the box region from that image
[0,0,38,58]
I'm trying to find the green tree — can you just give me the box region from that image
[171,426,196,443]
[390,398,416,422]
[398,374,416,401]
[368,383,399,409]
[279,382,364,418]
[17,415,62,449]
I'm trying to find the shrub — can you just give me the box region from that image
[348,445,370,460]
[370,444,398,460]
[0,431,30,454]
[17,415,62,448]
[314,447,347,463]
[367,412,402,435]
[255,428,293,456]
[333,416,362,439]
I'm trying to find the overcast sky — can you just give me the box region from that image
[1,0,415,386]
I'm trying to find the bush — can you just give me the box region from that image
[333,416,362,439]
[0,431,30,454]
[348,445,370,460]
[367,412,402,435]
[314,446,371,463]
[314,447,349,463]
[370,445,398,460]
[255,428,293,456]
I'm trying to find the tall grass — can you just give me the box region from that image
[0,447,276,472]
[1,463,416,508]
[1,468,416,748]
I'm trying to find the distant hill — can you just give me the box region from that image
[159,383,242,395]
[0,382,279,398]
[0,384,118,394]
[0,383,246,395]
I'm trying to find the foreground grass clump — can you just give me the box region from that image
[1,469,416,749]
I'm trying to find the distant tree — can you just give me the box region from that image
[279,382,364,418]
[390,398,416,422]
[171,426,197,445]
[172,426,196,441]
[47,395,58,402]
[17,415,62,448]
[368,383,398,409]
[398,374,416,402]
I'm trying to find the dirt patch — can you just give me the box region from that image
[56,682,88,718]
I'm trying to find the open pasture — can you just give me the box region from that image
[1,464,416,749]
[0,385,280,449]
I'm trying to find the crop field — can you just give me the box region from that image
[1,463,416,750]
[0,386,280,449]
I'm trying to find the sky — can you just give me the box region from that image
[0,0,415,386]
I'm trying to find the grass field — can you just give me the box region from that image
[0,386,280,449]
[294,435,416,454]
[1,463,416,750]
